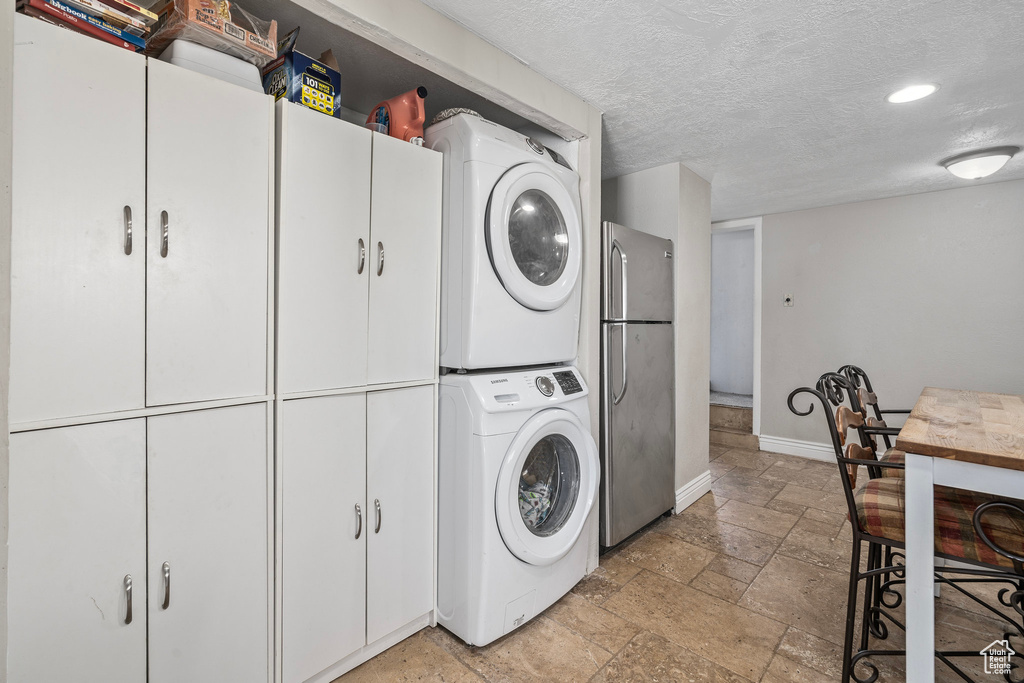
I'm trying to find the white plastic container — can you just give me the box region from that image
[158,39,264,93]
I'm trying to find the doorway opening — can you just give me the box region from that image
[709,217,762,450]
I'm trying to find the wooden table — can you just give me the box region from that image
[897,387,1024,682]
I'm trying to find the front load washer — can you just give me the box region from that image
[438,365,598,645]
[426,114,583,371]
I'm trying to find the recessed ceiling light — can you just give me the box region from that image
[940,146,1020,180]
[886,84,938,104]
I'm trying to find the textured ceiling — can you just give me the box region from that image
[419,0,1024,220]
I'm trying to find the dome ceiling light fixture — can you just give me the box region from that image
[886,84,939,104]
[940,146,1020,180]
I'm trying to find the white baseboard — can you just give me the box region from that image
[758,434,835,462]
[674,470,713,513]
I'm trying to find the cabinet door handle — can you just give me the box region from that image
[376,242,384,276]
[161,561,171,610]
[374,498,382,533]
[357,238,366,275]
[355,503,363,539]
[123,574,133,625]
[123,206,133,256]
[160,211,169,258]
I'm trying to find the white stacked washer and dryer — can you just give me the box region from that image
[426,113,599,646]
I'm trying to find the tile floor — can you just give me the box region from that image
[339,446,1021,682]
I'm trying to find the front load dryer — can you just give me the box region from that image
[437,365,598,645]
[426,114,584,371]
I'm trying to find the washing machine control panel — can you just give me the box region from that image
[463,367,588,412]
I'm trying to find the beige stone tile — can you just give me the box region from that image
[776,526,853,573]
[430,617,611,682]
[759,458,839,491]
[709,458,737,480]
[690,569,749,603]
[710,444,731,459]
[657,511,781,566]
[714,449,781,475]
[705,554,762,584]
[590,631,751,683]
[542,592,640,654]
[771,483,847,514]
[793,508,847,538]
[338,629,481,682]
[761,654,840,683]
[716,499,799,538]
[739,555,851,646]
[603,570,787,680]
[680,491,727,519]
[616,531,716,585]
[711,469,787,507]
[764,497,808,516]
[569,554,641,606]
[776,627,844,679]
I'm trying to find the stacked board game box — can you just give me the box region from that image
[18,0,157,52]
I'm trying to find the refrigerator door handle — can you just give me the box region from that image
[612,322,628,404]
[611,239,627,320]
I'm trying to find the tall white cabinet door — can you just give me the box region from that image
[8,420,147,682]
[146,60,271,407]
[277,104,372,394]
[147,404,269,683]
[366,386,435,643]
[9,15,146,424]
[366,135,442,385]
[282,395,367,682]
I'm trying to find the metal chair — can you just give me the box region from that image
[838,365,909,451]
[789,374,1024,682]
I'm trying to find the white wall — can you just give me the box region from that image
[603,163,712,496]
[710,230,754,395]
[760,178,1024,446]
[0,3,11,671]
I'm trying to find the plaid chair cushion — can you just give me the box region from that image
[879,448,904,478]
[855,477,1024,570]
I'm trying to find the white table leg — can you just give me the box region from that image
[904,453,935,682]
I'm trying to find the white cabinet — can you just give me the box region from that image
[276,105,441,395]
[366,135,443,386]
[281,394,367,683]
[276,103,371,394]
[366,386,436,642]
[281,386,434,682]
[8,420,148,683]
[9,15,272,425]
[146,60,272,407]
[10,15,147,424]
[8,405,269,683]
[148,404,270,683]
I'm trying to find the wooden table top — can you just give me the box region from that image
[896,387,1024,471]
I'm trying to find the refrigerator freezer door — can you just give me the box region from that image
[602,222,674,322]
[600,322,675,546]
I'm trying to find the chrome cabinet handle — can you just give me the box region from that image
[611,239,627,320]
[123,574,133,625]
[612,322,628,405]
[376,242,384,276]
[161,562,170,610]
[123,206,133,255]
[374,499,382,533]
[355,504,363,539]
[160,211,169,258]
[357,238,366,274]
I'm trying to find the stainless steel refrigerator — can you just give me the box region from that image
[600,221,675,547]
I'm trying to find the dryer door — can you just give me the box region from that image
[486,163,582,311]
[495,408,598,566]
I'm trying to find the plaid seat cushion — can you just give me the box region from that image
[855,477,1024,570]
[879,448,904,478]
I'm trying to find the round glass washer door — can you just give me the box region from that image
[495,408,599,566]
[487,163,582,312]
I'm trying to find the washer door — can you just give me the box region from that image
[495,408,599,566]
[486,163,582,311]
